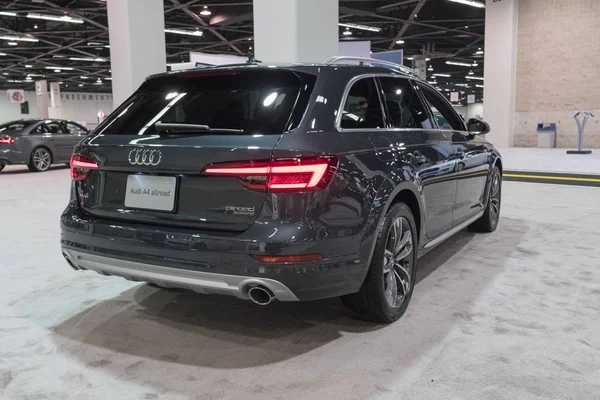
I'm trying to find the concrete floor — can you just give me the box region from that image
[1,164,599,400]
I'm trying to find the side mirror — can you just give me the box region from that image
[467,118,490,135]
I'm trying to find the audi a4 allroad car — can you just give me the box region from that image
[60,57,502,323]
[0,119,89,172]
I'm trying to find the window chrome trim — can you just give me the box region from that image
[336,73,438,133]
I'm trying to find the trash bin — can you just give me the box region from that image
[537,123,557,148]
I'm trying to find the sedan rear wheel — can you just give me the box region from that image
[28,147,52,172]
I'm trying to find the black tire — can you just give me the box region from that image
[470,166,502,233]
[0,163,5,172]
[342,202,418,323]
[28,147,52,172]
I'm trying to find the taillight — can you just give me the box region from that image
[204,156,338,192]
[0,136,14,144]
[70,154,98,180]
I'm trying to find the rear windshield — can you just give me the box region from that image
[0,120,37,133]
[96,69,316,136]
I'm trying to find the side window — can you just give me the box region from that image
[33,124,47,134]
[340,77,385,130]
[378,77,433,129]
[417,84,466,131]
[65,122,87,135]
[44,122,63,134]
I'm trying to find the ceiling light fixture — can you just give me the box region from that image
[475,50,484,55]
[26,13,84,24]
[342,28,352,36]
[466,75,484,80]
[432,73,451,77]
[26,76,32,80]
[69,57,107,62]
[44,66,73,70]
[0,52,6,56]
[448,0,485,8]
[0,11,17,17]
[396,39,405,44]
[339,23,382,33]
[476,84,484,88]
[428,66,433,71]
[25,64,32,68]
[200,6,212,16]
[446,60,473,67]
[0,35,38,42]
[164,28,203,37]
[469,70,474,75]
[7,42,17,46]
[54,69,61,73]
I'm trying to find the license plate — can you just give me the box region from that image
[124,175,176,211]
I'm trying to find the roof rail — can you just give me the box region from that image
[323,56,420,78]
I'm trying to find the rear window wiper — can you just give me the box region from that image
[154,122,244,135]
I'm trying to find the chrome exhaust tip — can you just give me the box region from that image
[247,285,275,306]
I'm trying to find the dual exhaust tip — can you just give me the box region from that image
[247,285,275,306]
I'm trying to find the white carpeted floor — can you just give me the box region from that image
[1,165,599,400]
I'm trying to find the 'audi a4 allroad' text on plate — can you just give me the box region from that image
[60,57,502,323]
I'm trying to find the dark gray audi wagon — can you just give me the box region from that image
[60,57,502,322]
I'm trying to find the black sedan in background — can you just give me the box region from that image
[0,119,89,172]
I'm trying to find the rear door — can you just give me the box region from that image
[62,121,88,156]
[377,77,457,239]
[77,68,316,232]
[44,121,73,162]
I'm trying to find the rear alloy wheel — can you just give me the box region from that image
[342,202,418,323]
[28,147,52,172]
[470,166,502,232]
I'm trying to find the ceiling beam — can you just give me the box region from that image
[0,31,106,73]
[42,0,108,31]
[388,0,428,49]
[377,0,419,12]
[169,0,243,54]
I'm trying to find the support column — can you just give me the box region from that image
[34,80,49,119]
[483,0,518,148]
[253,0,338,64]
[107,0,166,106]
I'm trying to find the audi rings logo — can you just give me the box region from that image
[128,148,162,166]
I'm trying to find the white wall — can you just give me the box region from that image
[453,105,467,118]
[0,91,113,126]
[467,103,484,120]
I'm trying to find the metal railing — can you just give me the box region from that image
[323,56,420,78]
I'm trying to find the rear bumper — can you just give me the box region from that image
[60,205,368,301]
[62,249,299,301]
[0,148,28,165]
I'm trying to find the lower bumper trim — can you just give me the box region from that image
[62,249,299,302]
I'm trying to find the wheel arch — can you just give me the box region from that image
[359,178,425,273]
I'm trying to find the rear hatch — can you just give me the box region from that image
[76,68,316,232]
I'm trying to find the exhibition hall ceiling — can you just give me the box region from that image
[0,0,485,100]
